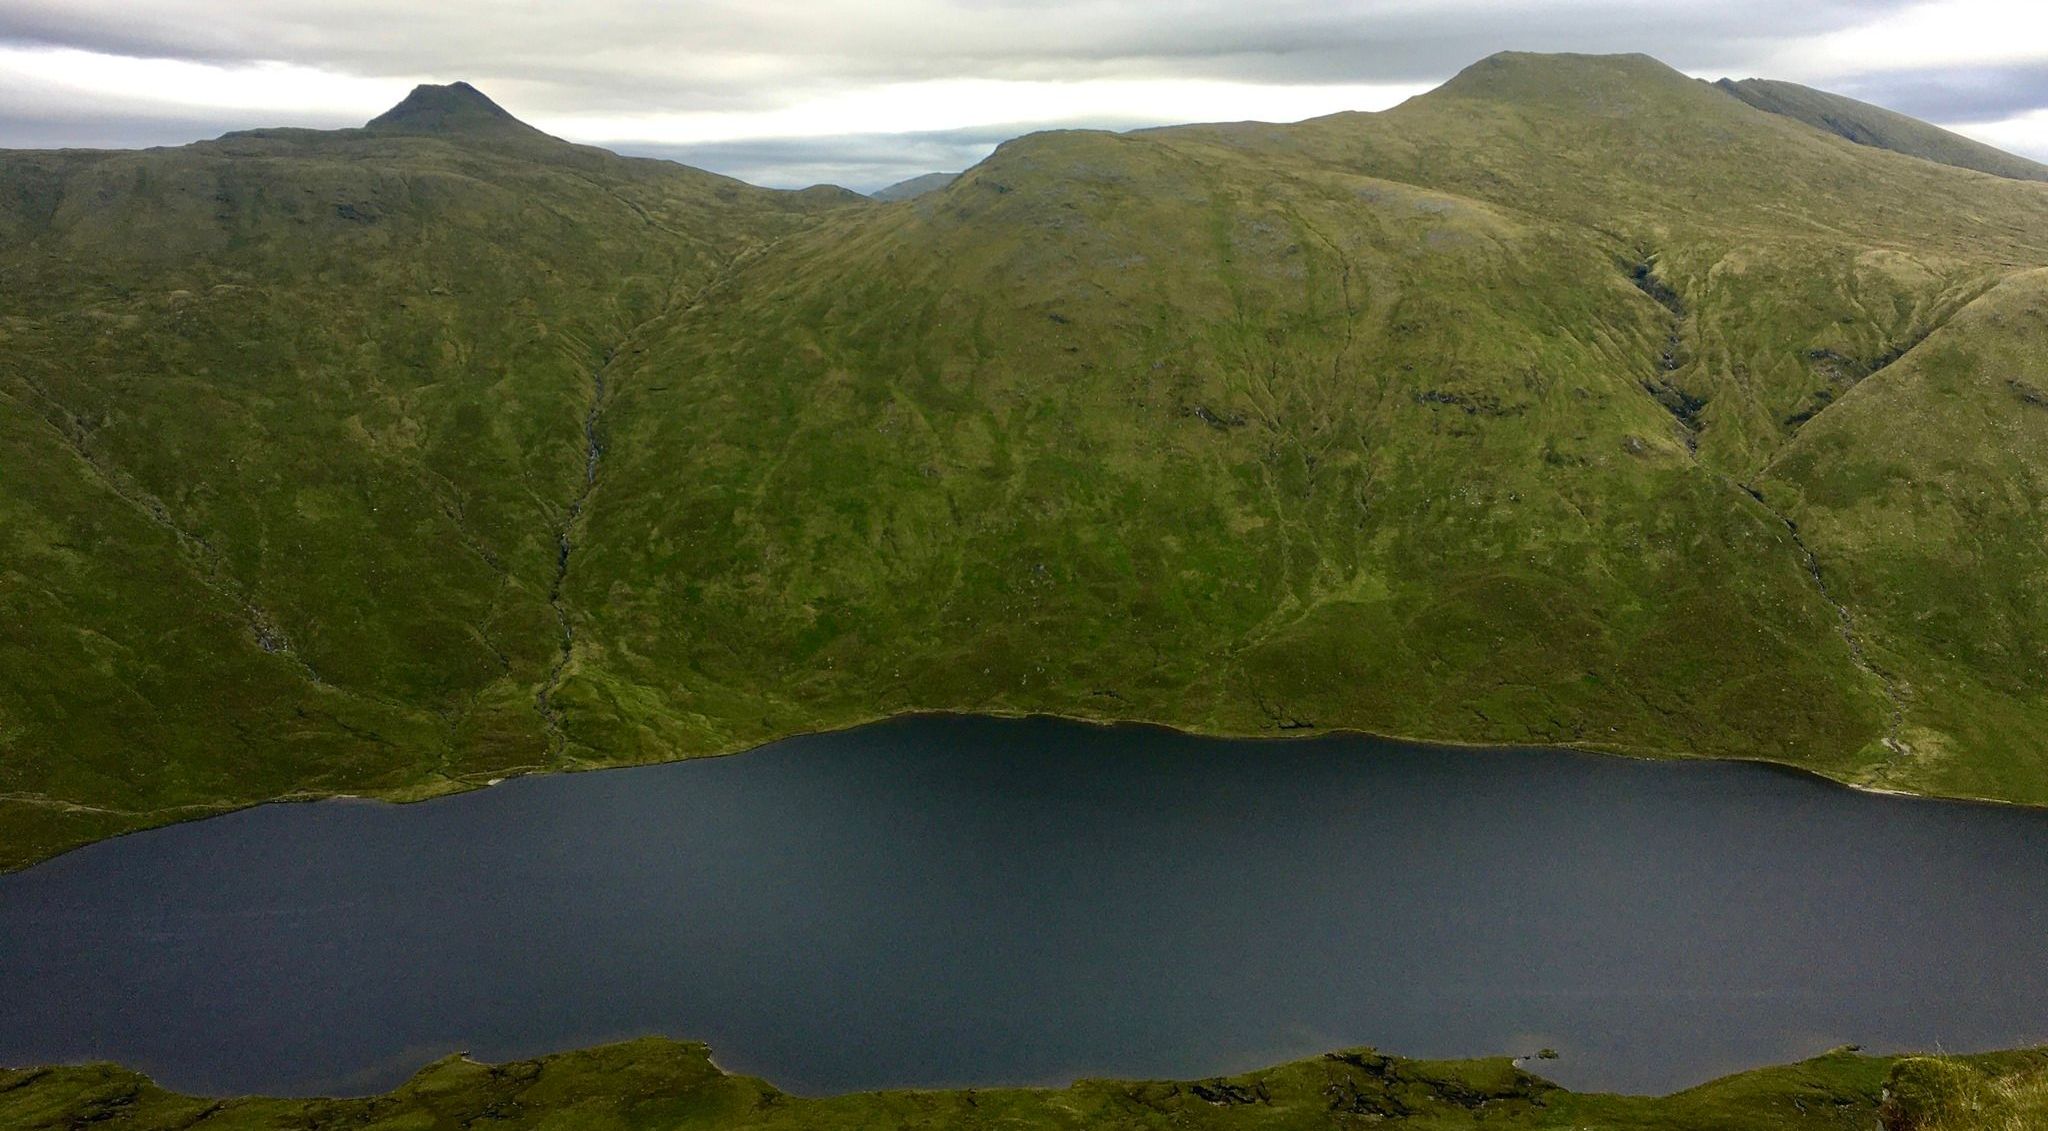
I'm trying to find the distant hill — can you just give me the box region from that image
[1716,76,2048,181]
[793,183,869,207]
[870,171,958,201]
[4,53,2048,870]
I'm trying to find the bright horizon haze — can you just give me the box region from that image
[1,3,2044,201]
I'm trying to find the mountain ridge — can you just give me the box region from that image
[2,52,2047,870]
[1715,76,2048,182]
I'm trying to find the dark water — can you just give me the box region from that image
[3,716,2046,1098]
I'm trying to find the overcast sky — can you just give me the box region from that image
[2,0,2044,191]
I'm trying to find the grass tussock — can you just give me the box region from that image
[1883,1055,2048,1131]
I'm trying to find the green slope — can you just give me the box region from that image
[5,1036,2043,1131]
[1716,76,2048,183]
[0,85,848,865]
[869,170,958,201]
[4,57,2048,868]
[1757,269,2048,798]
[555,53,2048,802]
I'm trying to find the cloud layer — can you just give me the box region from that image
[1,0,2043,190]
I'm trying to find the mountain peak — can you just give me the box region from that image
[365,81,546,140]
[1434,51,1700,107]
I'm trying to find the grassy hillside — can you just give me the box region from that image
[1716,77,2048,183]
[4,56,2048,868]
[869,171,958,201]
[552,54,2048,805]
[0,87,845,865]
[1758,269,2048,800]
[1881,1053,2048,1130]
[6,1036,2043,1131]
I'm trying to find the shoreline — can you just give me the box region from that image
[2,1030,2039,1106]
[6,703,2042,874]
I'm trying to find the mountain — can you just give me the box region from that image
[365,80,553,141]
[4,53,2047,869]
[1716,77,2048,182]
[0,86,850,866]
[869,171,958,201]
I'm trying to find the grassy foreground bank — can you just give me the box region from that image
[3,1039,2043,1131]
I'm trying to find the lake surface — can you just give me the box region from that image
[3,715,2045,1098]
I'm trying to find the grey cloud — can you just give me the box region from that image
[1827,63,2048,125]
[0,110,257,149]
[0,68,363,149]
[0,0,1924,110]
[4,0,2042,185]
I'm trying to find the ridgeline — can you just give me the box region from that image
[4,55,2048,870]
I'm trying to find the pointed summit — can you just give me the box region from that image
[365,81,548,140]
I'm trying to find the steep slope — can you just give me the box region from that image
[0,93,844,867]
[569,124,1886,779]
[1170,53,2048,474]
[1758,270,2048,799]
[1716,77,2048,182]
[550,54,2048,804]
[4,55,2048,868]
